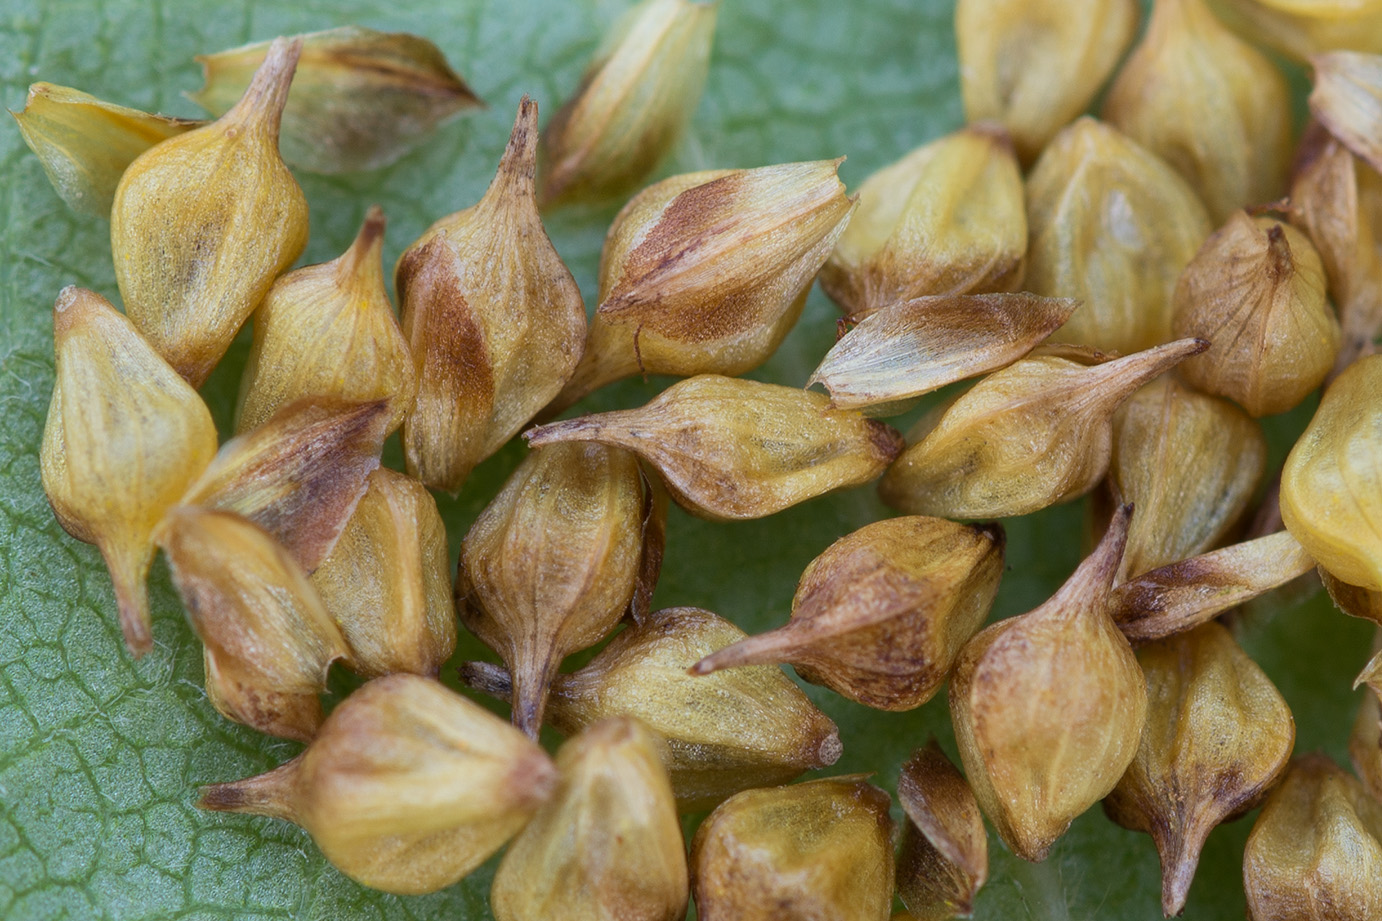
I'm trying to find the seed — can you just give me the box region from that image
[690,516,1004,711]
[819,124,1026,318]
[1025,118,1213,353]
[690,775,895,921]
[1104,622,1294,916]
[1108,375,1267,580]
[1103,0,1292,222]
[456,442,651,738]
[1280,354,1382,591]
[529,375,902,521]
[878,339,1206,520]
[310,467,455,678]
[1243,753,1382,921]
[539,0,718,207]
[396,97,586,494]
[1172,212,1339,417]
[1309,51,1382,176]
[111,37,309,386]
[197,674,557,895]
[895,741,989,920]
[949,504,1147,861]
[190,26,481,174]
[459,606,843,812]
[550,160,853,410]
[40,286,218,656]
[954,0,1139,164]
[490,718,689,921]
[156,506,349,741]
[11,83,199,218]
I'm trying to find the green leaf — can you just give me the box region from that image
[0,1,1372,919]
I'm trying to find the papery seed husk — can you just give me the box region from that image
[529,375,902,521]
[690,776,895,921]
[808,293,1079,414]
[1322,566,1382,626]
[1104,622,1294,916]
[40,286,218,657]
[550,160,854,411]
[157,506,349,741]
[490,718,689,921]
[1290,121,1382,378]
[311,467,455,678]
[191,26,482,174]
[896,741,988,920]
[1112,531,1317,643]
[459,606,844,812]
[1243,754,1382,921]
[197,674,557,895]
[181,397,388,573]
[111,37,309,386]
[1109,376,1267,579]
[879,339,1206,520]
[628,469,670,627]
[950,505,1147,861]
[397,97,586,494]
[819,124,1027,318]
[539,0,718,207]
[1173,212,1340,417]
[1025,118,1214,353]
[1281,354,1382,591]
[11,83,200,218]
[1310,51,1382,177]
[1351,676,1382,801]
[1103,0,1293,223]
[690,517,1004,711]
[457,442,647,738]
[954,0,1139,164]
[237,206,415,435]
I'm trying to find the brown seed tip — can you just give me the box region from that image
[817,731,844,767]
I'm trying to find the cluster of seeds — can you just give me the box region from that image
[17,0,1382,917]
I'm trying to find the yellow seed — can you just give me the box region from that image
[396,97,586,494]
[310,468,455,678]
[1111,531,1317,643]
[551,160,854,410]
[459,606,843,812]
[1281,354,1382,591]
[690,776,895,921]
[1109,376,1267,579]
[820,124,1026,318]
[895,741,989,921]
[1104,622,1294,917]
[40,287,217,657]
[1243,754,1382,921]
[237,206,414,434]
[540,0,718,207]
[457,443,649,737]
[181,397,389,573]
[949,505,1147,862]
[954,0,1139,164]
[529,375,902,521]
[808,293,1079,415]
[190,26,481,174]
[491,718,688,921]
[111,37,309,386]
[156,507,349,741]
[10,83,200,218]
[1173,212,1340,417]
[879,339,1206,520]
[690,517,1005,711]
[1025,118,1213,353]
[197,674,557,895]
[1103,0,1293,222]
[1211,0,1382,61]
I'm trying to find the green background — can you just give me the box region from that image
[0,0,1372,918]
